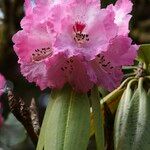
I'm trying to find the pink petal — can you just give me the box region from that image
[13,0,137,93]
[13,22,54,63]
[115,0,133,13]
[46,54,93,92]
[107,0,133,35]
[24,0,33,15]
[65,56,93,92]
[85,9,118,59]
[68,0,100,23]
[0,114,3,128]
[88,57,123,91]
[104,36,138,67]
[20,61,48,90]
[46,53,67,89]
[0,74,6,96]
[54,17,78,57]
[55,4,118,61]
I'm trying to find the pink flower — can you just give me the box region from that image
[13,21,55,90]
[0,74,6,96]
[54,0,118,60]
[46,53,94,92]
[106,0,133,35]
[13,0,138,92]
[0,71,5,128]
[21,0,67,32]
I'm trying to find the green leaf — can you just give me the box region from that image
[137,44,150,65]
[91,86,105,150]
[37,85,90,150]
[101,77,134,114]
[90,77,134,138]
[114,79,138,150]
[114,78,150,150]
[37,93,56,150]
[131,78,150,149]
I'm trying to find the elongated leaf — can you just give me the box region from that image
[90,77,134,137]
[43,85,90,150]
[63,92,90,150]
[101,77,134,114]
[101,88,124,114]
[117,89,139,150]
[36,93,56,150]
[90,113,95,137]
[114,78,150,150]
[114,79,138,150]
[132,78,150,149]
[91,86,105,150]
[90,88,123,137]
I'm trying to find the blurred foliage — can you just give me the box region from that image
[0,114,34,150]
[0,0,150,149]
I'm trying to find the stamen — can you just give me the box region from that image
[61,59,74,74]
[97,54,113,70]
[61,67,64,71]
[73,22,86,33]
[73,22,89,45]
[32,47,52,62]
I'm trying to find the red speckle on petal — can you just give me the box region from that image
[73,22,86,33]
[32,47,53,62]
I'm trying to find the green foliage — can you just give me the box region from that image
[138,44,150,66]
[114,79,138,149]
[0,114,27,149]
[90,77,133,138]
[37,85,90,150]
[91,86,105,150]
[114,77,150,150]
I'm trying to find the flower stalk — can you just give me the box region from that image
[7,90,39,146]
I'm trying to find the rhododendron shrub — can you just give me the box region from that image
[12,0,140,149]
[0,74,5,96]
[13,0,138,93]
[0,74,5,128]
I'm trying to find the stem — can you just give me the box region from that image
[122,66,138,70]
[7,90,39,146]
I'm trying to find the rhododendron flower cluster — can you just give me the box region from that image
[0,74,5,127]
[0,74,6,96]
[13,0,138,93]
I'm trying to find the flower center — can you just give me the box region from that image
[32,47,53,62]
[73,22,89,46]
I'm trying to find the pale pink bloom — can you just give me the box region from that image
[0,59,6,128]
[0,74,6,96]
[86,36,138,91]
[13,21,55,90]
[21,0,67,32]
[46,53,93,92]
[54,0,118,60]
[13,0,138,92]
[107,0,133,35]
[104,36,138,67]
